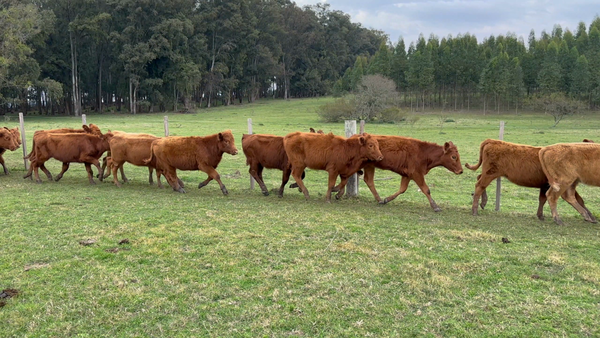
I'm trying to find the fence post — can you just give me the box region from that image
[248,118,254,190]
[345,120,358,197]
[496,121,505,211]
[360,120,365,134]
[81,114,87,126]
[164,116,169,136]
[19,113,28,171]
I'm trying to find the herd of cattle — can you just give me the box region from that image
[0,124,599,225]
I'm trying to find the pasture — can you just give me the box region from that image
[1,98,600,337]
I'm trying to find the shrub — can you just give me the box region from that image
[377,107,406,123]
[317,97,355,122]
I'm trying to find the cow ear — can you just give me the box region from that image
[218,133,224,141]
[444,142,451,152]
[359,136,366,145]
[83,125,90,132]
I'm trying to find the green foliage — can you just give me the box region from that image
[317,96,355,122]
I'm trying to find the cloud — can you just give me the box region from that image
[304,0,600,46]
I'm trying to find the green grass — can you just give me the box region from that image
[1,98,600,337]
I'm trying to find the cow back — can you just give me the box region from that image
[242,134,288,170]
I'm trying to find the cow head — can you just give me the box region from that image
[358,133,384,161]
[218,130,238,155]
[442,141,463,174]
[84,124,103,136]
[0,129,19,151]
[9,127,21,146]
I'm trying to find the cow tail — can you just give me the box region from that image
[465,140,487,171]
[24,139,36,160]
[143,145,155,166]
[538,148,561,192]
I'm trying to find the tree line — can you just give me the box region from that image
[1,0,599,116]
[338,17,600,113]
[0,0,384,115]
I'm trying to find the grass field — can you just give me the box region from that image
[1,98,600,337]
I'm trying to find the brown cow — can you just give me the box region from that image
[242,133,311,197]
[539,142,600,225]
[283,132,383,202]
[101,130,159,182]
[26,131,113,184]
[108,134,163,187]
[0,127,21,175]
[466,139,592,220]
[360,136,463,212]
[145,130,238,194]
[24,124,103,179]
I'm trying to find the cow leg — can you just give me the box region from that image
[291,166,310,200]
[472,174,495,216]
[23,163,34,179]
[198,164,228,195]
[382,176,411,205]
[574,189,596,222]
[118,165,128,183]
[55,163,70,181]
[334,175,350,201]
[0,156,8,175]
[536,186,549,221]
[112,161,123,187]
[155,168,164,188]
[148,167,154,185]
[84,163,96,185]
[165,168,184,193]
[288,171,306,189]
[362,166,383,203]
[33,164,43,184]
[546,183,566,225]
[100,156,110,179]
[559,185,596,223]
[249,164,269,196]
[278,167,292,198]
[410,175,441,212]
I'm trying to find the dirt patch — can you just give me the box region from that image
[79,239,97,246]
[24,263,50,271]
[502,237,511,244]
[118,239,130,245]
[0,289,20,299]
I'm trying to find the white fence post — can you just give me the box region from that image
[19,113,28,170]
[345,120,358,197]
[248,118,254,190]
[164,116,169,136]
[81,114,87,125]
[496,121,505,211]
[360,120,365,134]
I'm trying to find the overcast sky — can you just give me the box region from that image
[294,0,600,47]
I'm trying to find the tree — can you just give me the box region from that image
[533,93,585,127]
[366,41,391,76]
[389,37,408,91]
[570,55,591,102]
[353,74,399,121]
[537,41,562,95]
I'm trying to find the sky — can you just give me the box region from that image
[294,0,600,47]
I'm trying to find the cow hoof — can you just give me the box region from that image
[537,216,545,221]
[35,180,42,184]
[262,191,270,196]
[176,188,186,193]
[198,183,206,189]
[278,194,283,198]
[331,187,340,193]
[378,199,388,205]
[434,207,442,212]
[221,188,229,195]
[553,217,564,226]
[289,183,299,188]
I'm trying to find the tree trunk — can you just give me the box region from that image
[69,29,81,117]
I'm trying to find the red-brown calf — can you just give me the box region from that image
[108,134,162,187]
[283,132,383,202]
[27,131,113,184]
[0,127,21,175]
[539,142,600,225]
[466,139,591,220]
[145,130,238,194]
[361,135,463,212]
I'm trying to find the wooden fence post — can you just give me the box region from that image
[81,114,86,125]
[164,116,169,136]
[496,121,505,211]
[345,120,358,197]
[19,113,28,171]
[360,120,365,134]
[248,118,254,190]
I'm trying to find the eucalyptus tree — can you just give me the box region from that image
[570,55,591,103]
[537,41,562,95]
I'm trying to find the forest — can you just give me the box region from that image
[1,0,599,115]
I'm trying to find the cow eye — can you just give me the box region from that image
[452,156,457,160]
